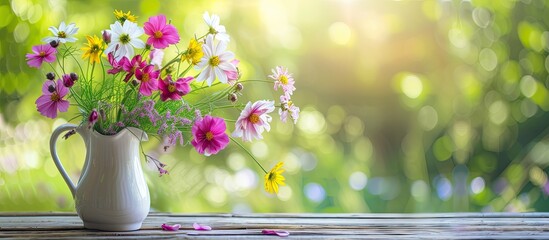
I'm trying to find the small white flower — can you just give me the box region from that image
[42,22,79,44]
[105,21,145,61]
[203,12,230,42]
[195,35,236,86]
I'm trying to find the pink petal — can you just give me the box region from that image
[161,223,181,231]
[262,229,290,237]
[193,223,211,231]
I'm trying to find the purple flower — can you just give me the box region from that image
[26,44,57,68]
[144,15,180,49]
[35,79,69,118]
[62,74,75,88]
[158,75,193,101]
[191,115,229,156]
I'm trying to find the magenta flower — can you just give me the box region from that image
[158,75,193,101]
[191,115,229,156]
[232,100,275,142]
[35,79,69,118]
[88,109,98,129]
[161,223,181,231]
[107,52,125,74]
[135,65,160,96]
[144,15,180,49]
[279,95,300,124]
[26,44,57,68]
[122,55,146,82]
[269,66,296,96]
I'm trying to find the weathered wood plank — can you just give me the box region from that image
[1,212,549,239]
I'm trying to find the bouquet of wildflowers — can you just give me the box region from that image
[26,10,300,194]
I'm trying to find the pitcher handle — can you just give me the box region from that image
[49,123,80,197]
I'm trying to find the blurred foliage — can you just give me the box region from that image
[1,0,549,213]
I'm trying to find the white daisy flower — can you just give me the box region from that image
[105,20,145,61]
[195,35,236,86]
[203,12,230,42]
[42,22,79,44]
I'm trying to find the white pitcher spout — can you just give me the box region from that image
[125,127,149,142]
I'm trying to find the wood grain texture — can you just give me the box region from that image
[1,212,549,239]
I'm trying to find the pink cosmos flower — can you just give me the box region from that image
[262,229,290,237]
[158,75,193,101]
[26,44,57,68]
[144,15,180,49]
[135,65,160,96]
[122,55,146,82]
[279,95,300,124]
[191,115,229,156]
[269,66,296,96]
[107,52,124,74]
[232,100,275,142]
[35,79,69,118]
[225,59,240,85]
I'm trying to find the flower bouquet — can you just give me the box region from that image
[27,10,300,194]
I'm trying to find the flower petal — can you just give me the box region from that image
[262,229,290,237]
[193,223,212,231]
[161,223,181,231]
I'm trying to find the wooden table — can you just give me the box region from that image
[1,212,549,239]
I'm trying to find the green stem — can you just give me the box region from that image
[229,136,267,174]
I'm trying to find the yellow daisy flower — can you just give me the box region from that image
[182,38,203,65]
[264,162,286,194]
[81,35,103,63]
[114,10,137,23]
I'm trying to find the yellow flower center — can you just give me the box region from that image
[168,84,176,93]
[205,131,214,141]
[58,31,66,38]
[142,73,150,83]
[209,56,220,66]
[39,51,46,57]
[50,92,60,102]
[248,113,260,124]
[119,34,130,44]
[154,31,163,39]
[280,75,288,85]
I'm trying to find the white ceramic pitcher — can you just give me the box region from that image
[50,123,150,231]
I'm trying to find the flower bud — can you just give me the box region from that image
[88,109,98,129]
[235,83,244,92]
[131,79,139,86]
[70,72,79,81]
[46,72,55,80]
[49,40,60,48]
[62,74,74,88]
[47,85,56,93]
[228,93,238,103]
[102,30,111,44]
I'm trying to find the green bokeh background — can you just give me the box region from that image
[2,0,549,213]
